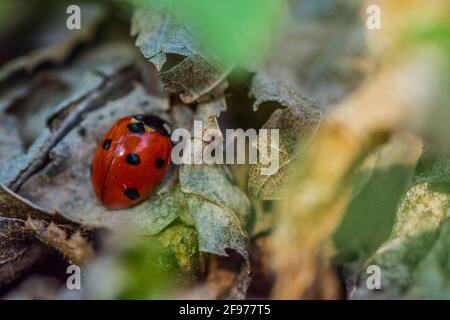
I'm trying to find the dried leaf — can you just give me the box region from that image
[0,185,68,223]
[170,98,250,266]
[0,185,87,281]
[0,2,104,83]
[206,254,251,300]
[0,216,51,287]
[248,74,322,199]
[0,115,23,165]
[0,43,137,187]
[0,240,50,287]
[180,164,250,263]
[131,7,231,103]
[25,219,93,266]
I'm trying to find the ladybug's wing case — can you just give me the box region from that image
[101,131,172,209]
[91,117,130,203]
[91,116,172,209]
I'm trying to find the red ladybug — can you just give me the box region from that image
[91,115,172,209]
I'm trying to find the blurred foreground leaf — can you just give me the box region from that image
[132,0,284,66]
[79,222,198,299]
[351,148,450,299]
[131,7,231,103]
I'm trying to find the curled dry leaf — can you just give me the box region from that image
[0,215,52,287]
[0,186,85,284]
[175,99,252,297]
[25,219,93,266]
[179,99,250,265]
[206,254,251,300]
[180,164,252,296]
[248,73,322,199]
[180,159,250,261]
[131,7,231,103]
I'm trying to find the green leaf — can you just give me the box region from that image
[351,147,450,299]
[334,133,423,261]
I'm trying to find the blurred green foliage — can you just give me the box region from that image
[116,223,199,299]
[132,0,285,65]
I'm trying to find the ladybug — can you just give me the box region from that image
[91,114,172,209]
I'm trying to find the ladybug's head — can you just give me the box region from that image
[132,114,172,137]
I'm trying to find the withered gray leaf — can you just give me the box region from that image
[0,43,137,188]
[0,2,105,117]
[248,73,322,199]
[180,164,250,262]
[194,98,227,128]
[131,7,231,103]
[0,115,23,167]
[0,2,104,84]
[176,98,250,264]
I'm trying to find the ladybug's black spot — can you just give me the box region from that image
[103,139,112,150]
[155,157,165,169]
[124,187,140,201]
[132,114,171,137]
[125,153,141,165]
[127,122,145,135]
